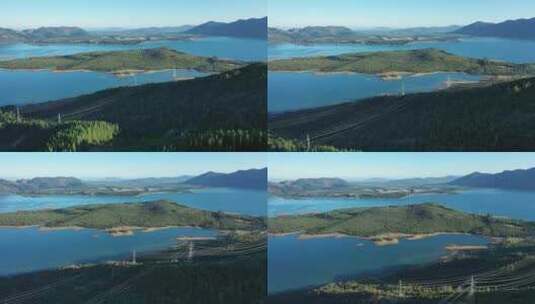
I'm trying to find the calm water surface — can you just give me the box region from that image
[0,69,208,105]
[0,188,267,217]
[268,233,488,294]
[269,71,481,112]
[0,37,267,62]
[269,37,535,63]
[269,188,535,221]
[0,227,217,276]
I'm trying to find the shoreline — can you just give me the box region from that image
[270,230,489,247]
[0,67,208,77]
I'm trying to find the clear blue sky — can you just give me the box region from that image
[0,153,267,179]
[1,0,266,29]
[269,153,535,180]
[269,0,535,28]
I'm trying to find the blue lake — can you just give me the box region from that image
[0,37,267,62]
[269,37,535,63]
[268,71,481,112]
[269,188,535,221]
[0,226,217,276]
[0,188,267,217]
[0,37,265,105]
[268,233,488,294]
[0,69,209,106]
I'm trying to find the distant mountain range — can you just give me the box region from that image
[92,26,194,36]
[185,168,267,190]
[450,168,535,191]
[0,17,267,43]
[357,176,460,187]
[275,178,349,191]
[186,17,267,39]
[455,18,535,40]
[22,27,89,39]
[0,177,84,193]
[0,26,90,43]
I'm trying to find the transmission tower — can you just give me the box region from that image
[469,275,475,296]
[16,106,21,123]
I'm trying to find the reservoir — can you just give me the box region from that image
[268,233,488,294]
[0,37,265,105]
[268,71,481,112]
[0,69,209,106]
[0,188,267,217]
[269,188,535,221]
[269,37,535,63]
[0,37,267,62]
[0,226,217,276]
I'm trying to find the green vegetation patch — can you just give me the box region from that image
[269,203,535,238]
[0,47,243,73]
[0,200,266,231]
[269,48,535,75]
[270,76,535,151]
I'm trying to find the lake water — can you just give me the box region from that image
[0,69,209,106]
[0,226,217,276]
[0,37,267,62]
[268,233,488,294]
[269,188,535,221]
[0,36,265,105]
[268,71,481,112]
[0,188,267,217]
[269,37,535,63]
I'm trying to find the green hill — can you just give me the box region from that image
[269,48,535,75]
[270,76,535,151]
[0,47,243,73]
[270,203,535,238]
[0,200,265,231]
[0,63,267,151]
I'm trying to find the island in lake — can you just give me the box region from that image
[268,3,535,151]
[0,11,267,152]
[267,154,535,303]
[0,153,267,304]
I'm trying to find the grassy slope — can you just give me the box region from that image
[0,200,265,231]
[0,48,243,73]
[269,203,535,237]
[0,63,267,151]
[269,48,534,75]
[270,76,535,151]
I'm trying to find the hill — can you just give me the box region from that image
[0,63,267,151]
[270,76,535,151]
[272,178,349,191]
[185,168,267,190]
[0,48,243,73]
[0,200,265,231]
[451,168,535,190]
[269,26,361,44]
[95,25,194,36]
[0,177,85,193]
[22,26,89,39]
[268,26,459,45]
[270,203,535,239]
[455,18,535,40]
[15,177,83,190]
[0,27,28,43]
[269,48,534,76]
[186,17,267,39]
